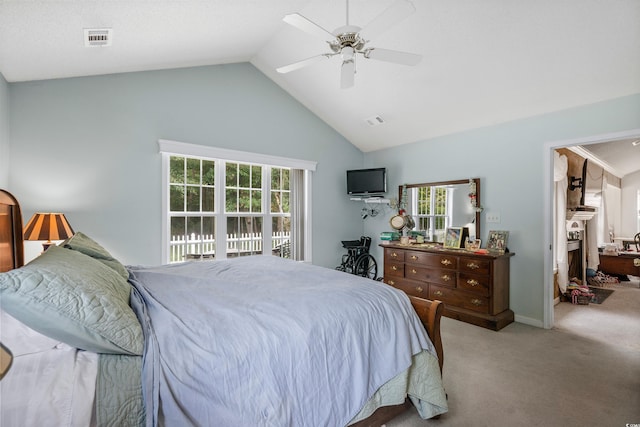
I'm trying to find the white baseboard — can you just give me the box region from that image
[514,314,544,328]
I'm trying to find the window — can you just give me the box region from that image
[160,140,316,264]
[225,161,264,258]
[169,156,216,261]
[409,185,452,242]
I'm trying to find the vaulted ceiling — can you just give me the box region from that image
[1,0,639,171]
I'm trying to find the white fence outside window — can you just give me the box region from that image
[170,231,291,262]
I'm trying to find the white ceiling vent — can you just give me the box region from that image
[365,115,385,127]
[84,28,112,47]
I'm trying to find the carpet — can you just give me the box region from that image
[588,287,614,304]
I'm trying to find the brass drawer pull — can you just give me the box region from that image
[415,286,424,293]
[467,262,480,269]
[470,298,483,306]
[411,268,417,274]
[440,259,452,266]
[441,274,452,282]
[392,265,398,271]
[467,279,479,287]
[388,280,395,286]
[410,255,418,260]
[391,252,398,258]
[434,290,444,297]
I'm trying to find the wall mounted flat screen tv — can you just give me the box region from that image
[346,167,387,196]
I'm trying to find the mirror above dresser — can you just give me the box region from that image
[398,178,481,243]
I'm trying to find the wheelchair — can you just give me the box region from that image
[335,236,378,280]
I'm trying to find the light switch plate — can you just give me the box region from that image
[486,213,501,223]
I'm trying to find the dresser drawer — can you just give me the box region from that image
[429,285,489,314]
[459,257,491,275]
[422,253,457,270]
[386,278,429,298]
[405,251,457,270]
[404,250,429,264]
[384,248,405,262]
[384,260,405,278]
[458,273,490,296]
[405,266,456,287]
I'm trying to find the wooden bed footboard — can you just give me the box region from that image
[408,296,444,373]
[350,297,444,427]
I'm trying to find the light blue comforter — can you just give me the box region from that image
[128,256,438,427]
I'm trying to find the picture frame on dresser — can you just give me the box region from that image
[464,238,481,251]
[487,230,509,253]
[444,227,463,248]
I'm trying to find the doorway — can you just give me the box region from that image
[543,128,640,329]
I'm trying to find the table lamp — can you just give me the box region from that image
[0,343,13,380]
[23,212,75,251]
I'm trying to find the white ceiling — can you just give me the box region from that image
[580,137,640,178]
[1,0,639,170]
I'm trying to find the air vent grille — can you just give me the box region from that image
[84,28,112,47]
[364,115,385,127]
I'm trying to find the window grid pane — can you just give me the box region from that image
[227,216,263,257]
[170,157,185,184]
[225,162,263,214]
[170,184,185,212]
[272,216,291,259]
[413,186,450,243]
[186,158,200,185]
[270,167,290,214]
[167,156,296,263]
[168,215,216,262]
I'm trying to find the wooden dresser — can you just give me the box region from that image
[380,243,515,331]
[598,253,640,277]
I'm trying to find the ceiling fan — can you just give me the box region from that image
[276,0,422,89]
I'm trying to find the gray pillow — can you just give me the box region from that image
[61,232,129,280]
[0,246,143,355]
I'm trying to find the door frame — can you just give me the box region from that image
[543,128,640,329]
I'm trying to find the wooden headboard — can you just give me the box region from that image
[0,189,24,273]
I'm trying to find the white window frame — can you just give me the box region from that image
[159,139,316,263]
[409,186,452,242]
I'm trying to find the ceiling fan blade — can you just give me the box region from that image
[358,0,416,41]
[363,47,422,66]
[340,60,355,89]
[276,54,335,74]
[283,13,335,41]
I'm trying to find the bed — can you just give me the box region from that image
[0,188,447,426]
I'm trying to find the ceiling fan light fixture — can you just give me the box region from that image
[632,139,640,147]
[342,46,355,60]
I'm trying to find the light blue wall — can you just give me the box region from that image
[363,93,640,324]
[0,73,9,188]
[7,61,640,325]
[8,63,364,267]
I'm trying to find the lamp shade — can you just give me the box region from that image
[24,213,75,243]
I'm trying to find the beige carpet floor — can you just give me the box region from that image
[386,279,640,427]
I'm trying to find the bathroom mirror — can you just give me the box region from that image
[398,178,481,243]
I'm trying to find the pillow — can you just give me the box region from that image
[0,246,143,355]
[0,309,61,356]
[61,232,129,280]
